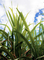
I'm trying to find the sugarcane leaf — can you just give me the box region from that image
[0,43,14,59]
[25,11,30,20]
[14,30,35,54]
[31,21,44,33]
[36,55,44,60]
[0,29,13,42]
[8,10,15,26]
[0,24,11,33]
[9,7,17,27]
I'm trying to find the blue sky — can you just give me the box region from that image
[0,0,44,31]
[34,8,44,24]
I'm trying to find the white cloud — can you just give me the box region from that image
[29,24,35,31]
[4,0,12,8]
[0,6,5,17]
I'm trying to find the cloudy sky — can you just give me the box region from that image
[0,0,44,31]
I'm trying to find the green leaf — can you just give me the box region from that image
[31,21,44,33]
[6,11,13,28]
[14,30,35,55]
[0,44,14,60]
[25,11,30,20]
[9,7,17,27]
[0,24,11,33]
[36,55,44,60]
[8,10,15,26]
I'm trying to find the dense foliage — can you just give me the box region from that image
[0,6,44,60]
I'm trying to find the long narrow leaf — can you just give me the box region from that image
[14,30,35,55]
[0,43,14,60]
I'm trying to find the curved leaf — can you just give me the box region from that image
[36,55,44,60]
[14,30,35,55]
[0,44,14,60]
[0,24,11,33]
[31,21,44,33]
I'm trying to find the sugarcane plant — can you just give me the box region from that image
[0,6,44,60]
